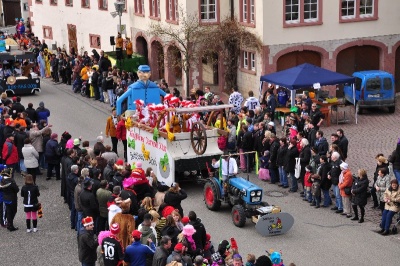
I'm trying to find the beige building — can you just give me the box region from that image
[30,0,400,96]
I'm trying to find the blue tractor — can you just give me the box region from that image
[203,175,268,227]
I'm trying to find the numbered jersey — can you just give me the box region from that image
[244,97,260,111]
[102,237,124,266]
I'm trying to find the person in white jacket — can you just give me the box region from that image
[21,138,39,184]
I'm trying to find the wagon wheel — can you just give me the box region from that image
[190,122,207,155]
[155,110,168,129]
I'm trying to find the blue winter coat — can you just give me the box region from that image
[45,139,60,164]
[36,107,50,123]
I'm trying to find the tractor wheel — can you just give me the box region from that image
[204,181,221,211]
[231,205,246,227]
[388,106,395,113]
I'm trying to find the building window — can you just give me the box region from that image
[99,0,107,9]
[150,0,160,18]
[283,0,322,27]
[200,0,217,22]
[341,0,355,18]
[166,0,178,22]
[165,0,179,22]
[242,50,256,73]
[243,51,248,69]
[340,0,377,22]
[35,0,43,3]
[250,53,255,71]
[65,0,73,6]
[81,0,90,8]
[90,34,101,48]
[50,0,58,5]
[359,0,373,17]
[135,0,145,15]
[285,0,299,23]
[175,0,179,20]
[303,0,318,22]
[43,26,53,40]
[240,0,255,25]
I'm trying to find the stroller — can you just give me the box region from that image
[72,77,82,93]
[72,77,87,96]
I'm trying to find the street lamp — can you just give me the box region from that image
[111,1,125,35]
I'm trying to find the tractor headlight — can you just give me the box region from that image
[257,191,262,196]
[250,191,256,197]
[252,197,261,202]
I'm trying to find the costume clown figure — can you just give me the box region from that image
[132,99,149,124]
[184,104,200,132]
[116,65,166,115]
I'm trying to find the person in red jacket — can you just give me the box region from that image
[116,115,127,162]
[2,134,19,178]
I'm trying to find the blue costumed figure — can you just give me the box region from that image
[37,51,46,78]
[0,39,5,52]
[116,65,166,115]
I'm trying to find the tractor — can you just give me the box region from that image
[204,169,295,236]
[203,174,269,227]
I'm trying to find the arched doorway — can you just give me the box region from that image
[201,51,219,86]
[277,50,321,71]
[336,45,380,76]
[394,46,400,92]
[150,41,164,80]
[166,45,182,86]
[135,36,148,64]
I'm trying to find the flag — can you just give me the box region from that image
[255,152,259,175]
[219,157,222,181]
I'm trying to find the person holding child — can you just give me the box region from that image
[310,174,321,208]
[258,150,270,181]
[303,165,313,203]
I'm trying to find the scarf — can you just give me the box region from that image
[186,235,196,251]
[112,116,118,128]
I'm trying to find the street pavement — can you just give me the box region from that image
[0,80,399,265]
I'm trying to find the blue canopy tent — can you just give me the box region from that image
[259,63,358,123]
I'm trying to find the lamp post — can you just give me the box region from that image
[111,1,125,35]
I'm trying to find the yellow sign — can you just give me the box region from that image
[117,24,126,35]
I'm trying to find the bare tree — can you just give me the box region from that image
[149,12,204,97]
[205,17,262,92]
[149,13,262,96]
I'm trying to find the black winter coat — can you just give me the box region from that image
[45,139,61,164]
[164,190,187,217]
[276,144,288,167]
[190,218,207,250]
[318,162,332,190]
[269,139,280,167]
[389,145,400,170]
[67,172,79,196]
[315,137,329,156]
[241,131,253,151]
[285,146,299,173]
[351,176,369,206]
[0,177,19,202]
[80,188,99,217]
[14,131,28,159]
[78,229,98,263]
[328,159,342,185]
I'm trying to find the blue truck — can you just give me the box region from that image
[344,71,396,114]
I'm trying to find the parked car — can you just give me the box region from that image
[344,70,395,114]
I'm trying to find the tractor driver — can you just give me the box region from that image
[211,151,238,197]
